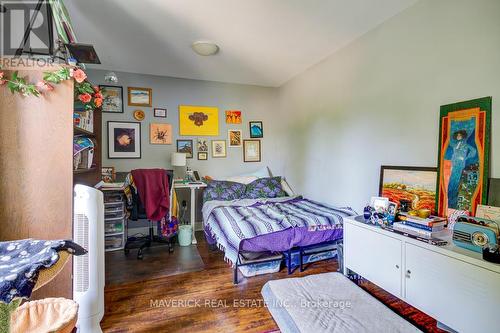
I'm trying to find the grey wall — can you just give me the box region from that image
[87,69,279,178]
[276,0,500,212]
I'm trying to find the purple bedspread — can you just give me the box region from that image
[202,196,355,265]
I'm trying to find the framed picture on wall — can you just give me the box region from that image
[179,105,219,136]
[197,138,208,152]
[228,129,242,147]
[225,110,242,124]
[379,165,437,214]
[107,121,141,159]
[249,121,263,138]
[99,85,123,113]
[154,108,167,118]
[150,123,172,144]
[211,140,227,158]
[198,152,208,160]
[243,139,261,162]
[177,139,193,158]
[128,87,152,107]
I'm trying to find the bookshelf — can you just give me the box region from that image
[73,81,102,187]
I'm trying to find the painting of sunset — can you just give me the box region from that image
[379,166,437,213]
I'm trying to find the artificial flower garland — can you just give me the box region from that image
[0,67,102,110]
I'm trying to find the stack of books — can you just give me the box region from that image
[393,213,447,238]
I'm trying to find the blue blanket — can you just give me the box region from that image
[203,196,355,266]
[0,239,86,303]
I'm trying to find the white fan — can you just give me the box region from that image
[73,185,105,333]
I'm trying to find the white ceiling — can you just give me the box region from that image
[65,0,417,87]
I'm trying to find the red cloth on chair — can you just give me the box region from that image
[131,169,170,221]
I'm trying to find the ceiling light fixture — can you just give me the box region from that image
[191,41,219,56]
[104,71,118,84]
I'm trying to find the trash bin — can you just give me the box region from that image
[178,225,192,246]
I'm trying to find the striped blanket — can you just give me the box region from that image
[202,196,356,266]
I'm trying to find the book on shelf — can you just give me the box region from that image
[393,222,444,238]
[73,109,94,133]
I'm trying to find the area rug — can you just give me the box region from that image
[105,243,205,287]
[360,280,446,333]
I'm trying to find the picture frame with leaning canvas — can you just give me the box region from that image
[436,97,491,217]
[379,165,438,214]
[107,121,141,159]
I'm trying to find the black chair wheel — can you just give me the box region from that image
[137,249,143,260]
[124,248,130,255]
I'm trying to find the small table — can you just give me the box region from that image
[172,181,207,244]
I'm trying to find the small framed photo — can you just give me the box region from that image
[243,139,261,162]
[150,123,172,144]
[154,108,167,118]
[177,140,193,158]
[388,201,398,216]
[211,140,227,158]
[225,110,242,124]
[99,85,123,113]
[198,152,208,160]
[228,129,242,147]
[128,87,152,107]
[101,166,115,183]
[197,138,208,152]
[107,121,141,159]
[370,196,389,212]
[249,121,263,138]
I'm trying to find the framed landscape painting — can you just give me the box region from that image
[108,121,141,159]
[128,87,152,107]
[179,105,219,136]
[379,166,437,213]
[437,97,491,217]
[177,140,193,158]
[100,85,123,113]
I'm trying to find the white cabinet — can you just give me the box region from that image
[344,216,500,333]
[405,243,500,333]
[344,222,402,296]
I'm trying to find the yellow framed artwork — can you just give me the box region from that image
[179,105,219,136]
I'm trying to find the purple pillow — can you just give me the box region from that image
[203,180,246,203]
[244,177,287,199]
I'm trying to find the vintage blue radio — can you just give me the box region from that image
[452,216,499,253]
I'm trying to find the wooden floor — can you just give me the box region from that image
[101,231,442,333]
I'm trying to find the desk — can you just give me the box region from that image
[172,181,207,244]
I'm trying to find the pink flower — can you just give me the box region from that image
[94,97,103,107]
[94,91,102,99]
[0,72,5,85]
[79,93,92,103]
[36,80,54,92]
[73,69,87,83]
[93,86,100,93]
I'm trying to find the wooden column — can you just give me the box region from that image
[0,61,74,299]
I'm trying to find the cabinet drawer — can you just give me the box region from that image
[405,243,500,333]
[344,222,402,296]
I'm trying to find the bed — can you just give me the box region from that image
[201,176,356,271]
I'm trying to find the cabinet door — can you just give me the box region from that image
[405,243,500,333]
[344,222,402,296]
